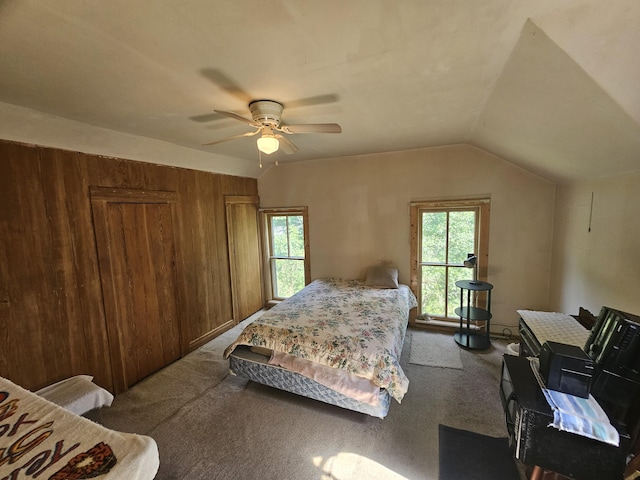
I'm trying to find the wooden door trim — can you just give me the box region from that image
[225,195,262,324]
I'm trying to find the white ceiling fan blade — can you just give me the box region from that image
[275,134,299,154]
[214,109,260,127]
[279,123,342,134]
[202,128,261,146]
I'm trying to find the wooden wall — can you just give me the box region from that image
[0,140,258,392]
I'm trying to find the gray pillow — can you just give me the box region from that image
[365,266,399,289]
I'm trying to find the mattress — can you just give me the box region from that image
[224,278,416,404]
[229,346,391,418]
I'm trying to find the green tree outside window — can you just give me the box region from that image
[421,210,476,318]
[270,215,305,298]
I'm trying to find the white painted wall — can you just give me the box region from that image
[258,144,556,334]
[0,101,262,179]
[550,171,640,317]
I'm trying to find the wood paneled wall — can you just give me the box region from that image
[0,140,258,392]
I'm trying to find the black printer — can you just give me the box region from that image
[539,341,595,398]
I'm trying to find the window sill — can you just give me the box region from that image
[265,300,281,310]
[413,317,480,330]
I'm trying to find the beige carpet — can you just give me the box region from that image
[99,319,520,480]
[409,330,463,369]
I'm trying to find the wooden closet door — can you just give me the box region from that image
[225,195,263,323]
[91,187,182,393]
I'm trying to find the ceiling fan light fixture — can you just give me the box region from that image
[205,99,340,155]
[257,135,279,154]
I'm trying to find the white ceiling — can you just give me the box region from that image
[0,0,638,183]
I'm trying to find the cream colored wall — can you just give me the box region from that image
[258,144,556,334]
[0,101,262,179]
[550,171,640,317]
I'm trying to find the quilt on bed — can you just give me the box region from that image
[224,278,417,403]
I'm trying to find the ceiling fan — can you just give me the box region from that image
[202,100,342,156]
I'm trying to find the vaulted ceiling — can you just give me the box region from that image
[0,1,638,182]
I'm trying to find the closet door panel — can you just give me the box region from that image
[225,195,263,323]
[91,187,181,393]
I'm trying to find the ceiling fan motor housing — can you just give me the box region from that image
[249,100,283,127]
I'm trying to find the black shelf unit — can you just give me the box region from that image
[454,279,492,349]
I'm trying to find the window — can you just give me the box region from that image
[410,199,490,323]
[261,207,310,301]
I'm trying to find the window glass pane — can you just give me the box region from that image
[447,267,470,317]
[448,211,476,264]
[421,212,447,263]
[264,209,309,300]
[413,200,487,320]
[271,216,288,256]
[421,265,445,316]
[288,215,305,257]
[274,259,305,298]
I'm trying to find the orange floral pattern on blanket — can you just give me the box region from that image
[50,442,117,479]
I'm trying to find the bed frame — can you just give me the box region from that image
[225,277,416,419]
[228,346,392,418]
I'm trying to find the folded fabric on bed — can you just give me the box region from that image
[269,350,381,406]
[224,278,417,403]
[229,348,392,418]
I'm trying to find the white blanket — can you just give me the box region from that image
[0,376,159,479]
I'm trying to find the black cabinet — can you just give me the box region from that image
[499,355,629,480]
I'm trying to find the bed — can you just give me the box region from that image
[223,275,417,418]
[0,375,159,479]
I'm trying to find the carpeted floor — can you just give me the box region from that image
[99,315,525,480]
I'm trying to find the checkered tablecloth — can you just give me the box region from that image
[518,309,590,348]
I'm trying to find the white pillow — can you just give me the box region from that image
[365,266,399,289]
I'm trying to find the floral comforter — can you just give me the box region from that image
[224,278,417,402]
